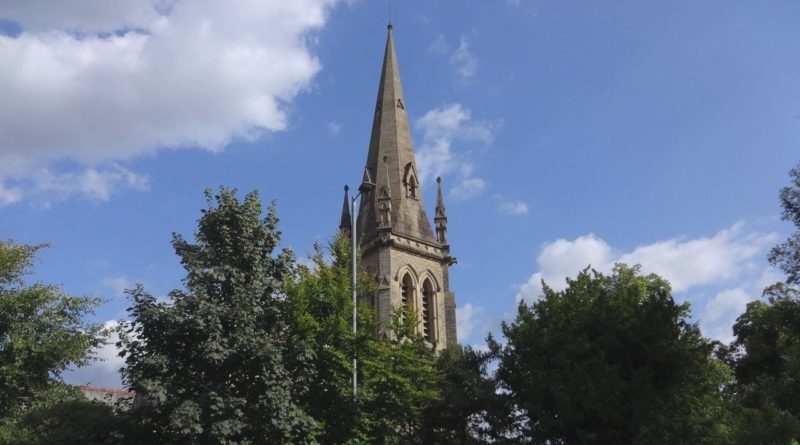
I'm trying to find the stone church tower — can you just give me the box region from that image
[339,24,457,350]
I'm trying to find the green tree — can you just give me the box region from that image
[769,162,800,285]
[286,234,442,444]
[495,265,733,444]
[723,161,800,444]
[727,284,800,444]
[286,235,377,443]
[358,311,441,443]
[0,241,104,440]
[0,385,120,445]
[419,344,505,444]
[118,188,316,444]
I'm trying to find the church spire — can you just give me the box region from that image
[339,185,351,237]
[356,24,437,244]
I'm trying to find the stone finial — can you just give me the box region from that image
[434,176,448,245]
[339,185,352,237]
[377,156,392,230]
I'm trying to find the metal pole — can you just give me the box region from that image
[351,195,358,401]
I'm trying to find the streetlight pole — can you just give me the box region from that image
[351,191,359,402]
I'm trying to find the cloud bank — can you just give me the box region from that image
[514,222,779,342]
[0,0,337,204]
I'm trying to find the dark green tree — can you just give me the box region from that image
[419,344,505,444]
[727,284,800,444]
[286,234,442,444]
[118,188,316,444]
[769,163,800,285]
[0,241,104,440]
[723,161,800,444]
[495,264,733,444]
[0,385,119,445]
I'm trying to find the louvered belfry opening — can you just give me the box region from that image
[422,280,434,341]
[401,274,413,322]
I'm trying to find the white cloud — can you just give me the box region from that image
[498,200,529,216]
[456,303,484,342]
[0,183,23,206]
[702,266,783,343]
[0,0,170,32]
[450,36,478,82]
[450,177,487,202]
[427,34,448,56]
[515,222,782,345]
[327,121,341,136]
[518,234,613,302]
[414,103,495,201]
[63,320,125,388]
[618,223,776,293]
[516,222,776,302]
[704,288,750,327]
[102,274,134,299]
[32,164,150,206]
[0,0,337,203]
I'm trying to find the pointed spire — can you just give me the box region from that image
[339,185,352,236]
[356,24,437,243]
[435,176,448,245]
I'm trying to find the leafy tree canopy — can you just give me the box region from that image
[0,241,103,421]
[0,385,119,445]
[495,264,732,444]
[119,188,316,444]
[287,234,443,444]
[419,344,506,444]
[728,284,800,444]
[770,163,800,285]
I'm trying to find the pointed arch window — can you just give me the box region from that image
[421,279,435,342]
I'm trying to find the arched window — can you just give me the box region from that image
[401,274,414,321]
[421,279,435,341]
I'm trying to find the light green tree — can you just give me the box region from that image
[0,241,105,444]
[287,234,442,444]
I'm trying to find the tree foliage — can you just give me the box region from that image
[0,241,103,429]
[118,188,316,443]
[0,385,120,445]
[720,161,800,444]
[495,264,732,444]
[727,284,800,444]
[419,344,505,444]
[286,234,377,443]
[770,163,800,285]
[286,234,443,444]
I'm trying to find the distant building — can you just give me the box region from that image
[339,24,457,350]
[80,386,143,409]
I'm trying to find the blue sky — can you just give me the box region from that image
[0,0,798,387]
